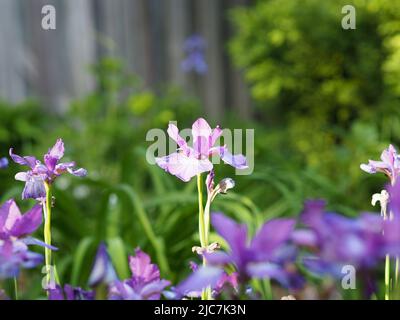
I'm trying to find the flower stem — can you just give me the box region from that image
[395,256,399,291]
[197,174,206,248]
[385,254,390,300]
[43,182,53,291]
[13,277,18,300]
[197,174,211,300]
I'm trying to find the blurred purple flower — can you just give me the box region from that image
[0,289,9,300]
[292,200,385,277]
[48,284,94,300]
[360,144,400,185]
[181,35,207,75]
[155,118,248,182]
[0,199,42,240]
[0,199,55,279]
[0,157,8,169]
[10,138,87,200]
[198,213,299,288]
[109,248,170,300]
[0,239,43,279]
[170,261,238,299]
[382,182,400,255]
[88,243,118,287]
[0,199,56,249]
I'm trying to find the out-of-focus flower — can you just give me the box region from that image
[88,243,118,287]
[171,261,237,299]
[382,183,400,255]
[0,157,8,169]
[48,285,94,300]
[0,199,42,240]
[360,144,400,185]
[155,118,248,182]
[0,199,55,250]
[292,200,384,277]
[181,35,207,75]
[0,239,43,279]
[0,289,9,300]
[0,199,55,279]
[10,139,87,200]
[201,213,298,288]
[109,248,170,300]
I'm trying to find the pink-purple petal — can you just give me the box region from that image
[211,212,247,256]
[129,248,160,283]
[167,124,189,151]
[10,204,42,237]
[155,152,213,182]
[9,149,37,169]
[47,138,65,160]
[176,266,223,296]
[218,147,248,169]
[67,167,87,177]
[250,218,296,257]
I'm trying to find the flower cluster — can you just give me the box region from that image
[293,200,385,278]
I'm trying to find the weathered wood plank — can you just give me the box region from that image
[195,0,225,121]
[0,0,27,103]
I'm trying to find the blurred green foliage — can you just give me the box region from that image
[229,0,400,209]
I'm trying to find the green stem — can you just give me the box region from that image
[197,174,206,248]
[13,277,18,300]
[385,254,390,300]
[395,257,399,293]
[43,182,53,291]
[263,278,273,300]
[197,174,212,300]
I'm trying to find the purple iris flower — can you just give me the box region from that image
[88,243,118,287]
[169,261,238,299]
[196,213,298,288]
[382,182,400,255]
[0,199,55,279]
[0,239,43,279]
[108,248,170,300]
[9,138,87,200]
[0,157,8,169]
[292,200,384,277]
[360,144,400,185]
[181,35,207,75]
[48,285,94,300]
[0,199,56,249]
[155,118,248,182]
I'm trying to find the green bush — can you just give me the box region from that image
[229,0,400,209]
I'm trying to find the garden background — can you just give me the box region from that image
[0,0,399,299]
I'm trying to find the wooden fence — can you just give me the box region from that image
[0,0,252,120]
